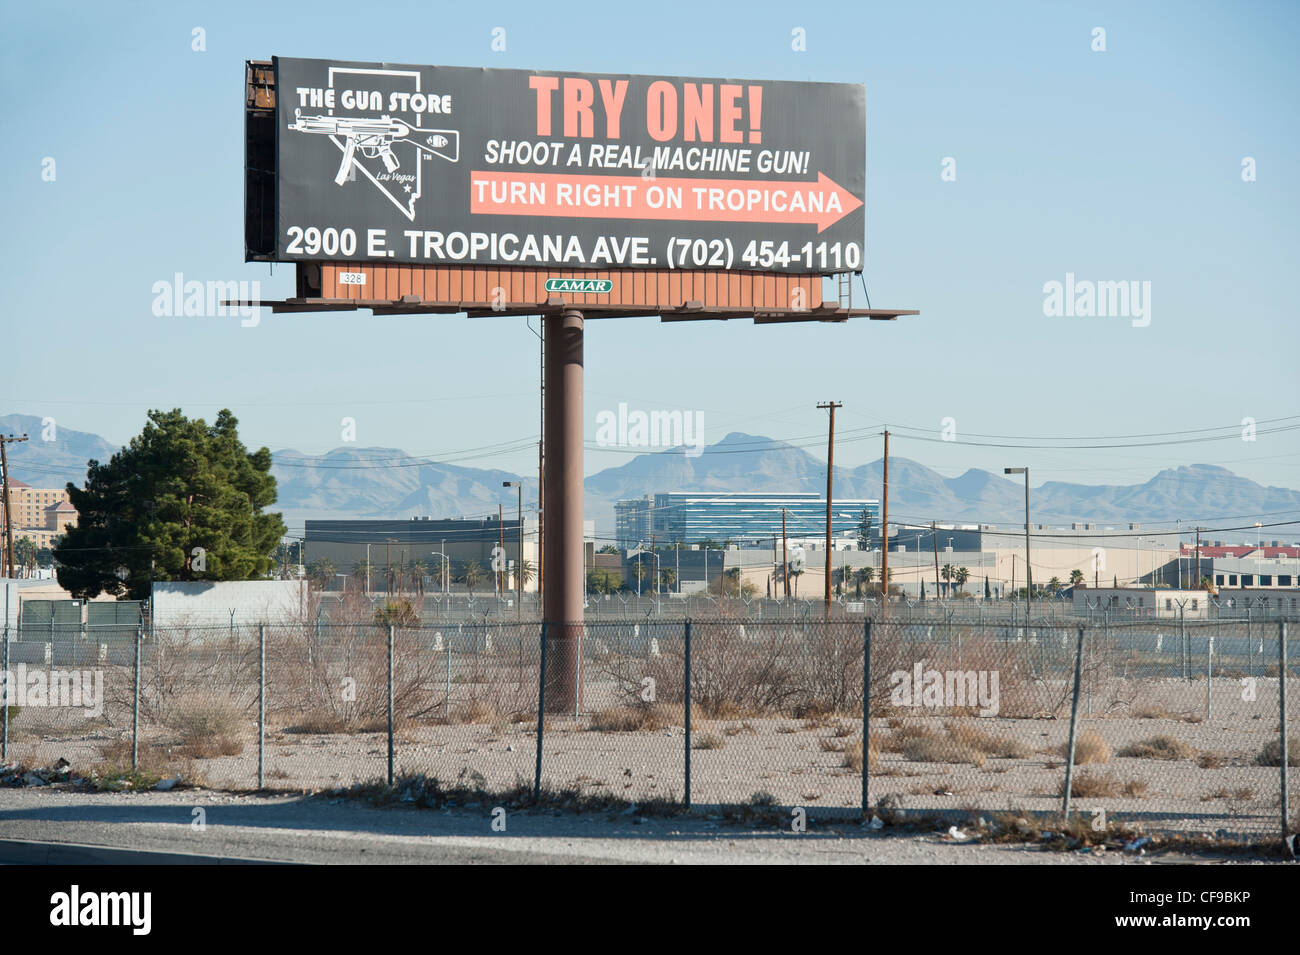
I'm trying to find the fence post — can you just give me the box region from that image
[862,618,871,817]
[684,620,692,810]
[1247,609,1253,677]
[2,622,9,762]
[1206,632,1213,723]
[1181,609,1187,681]
[1,621,9,764]
[1061,626,1087,823]
[387,622,395,786]
[258,623,265,789]
[533,622,547,803]
[1281,621,1289,850]
[132,626,141,774]
[445,646,452,721]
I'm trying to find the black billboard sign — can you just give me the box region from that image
[270,56,865,274]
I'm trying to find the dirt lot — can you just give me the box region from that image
[6,674,1291,837]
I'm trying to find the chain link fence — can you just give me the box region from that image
[3,615,1295,844]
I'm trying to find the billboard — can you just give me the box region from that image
[268,57,865,274]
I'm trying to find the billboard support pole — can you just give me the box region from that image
[543,308,584,712]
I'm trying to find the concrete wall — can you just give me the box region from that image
[151,580,309,628]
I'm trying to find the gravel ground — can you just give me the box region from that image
[0,788,1279,864]
[6,674,1289,837]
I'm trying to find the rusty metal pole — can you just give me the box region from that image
[881,430,890,620]
[543,308,584,712]
[818,401,841,618]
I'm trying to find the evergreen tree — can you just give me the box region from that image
[55,409,285,600]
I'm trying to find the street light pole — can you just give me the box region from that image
[1005,467,1031,628]
[503,481,523,620]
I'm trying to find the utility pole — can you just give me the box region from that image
[650,534,656,595]
[932,521,941,599]
[1194,526,1202,591]
[1176,518,1182,589]
[498,503,505,599]
[1004,466,1031,627]
[881,429,890,618]
[0,434,28,579]
[817,401,841,618]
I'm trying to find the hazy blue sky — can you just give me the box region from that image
[2,0,1297,492]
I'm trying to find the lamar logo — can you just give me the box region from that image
[50,885,151,935]
[545,278,613,293]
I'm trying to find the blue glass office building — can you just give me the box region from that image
[635,492,879,546]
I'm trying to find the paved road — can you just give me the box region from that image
[0,788,1264,864]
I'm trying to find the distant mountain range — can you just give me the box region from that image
[0,414,119,490]
[5,415,1298,539]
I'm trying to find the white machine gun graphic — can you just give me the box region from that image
[289,108,460,185]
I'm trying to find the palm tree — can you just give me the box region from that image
[659,567,677,594]
[1069,569,1085,588]
[955,566,970,594]
[410,559,428,596]
[940,563,954,597]
[307,558,337,590]
[1048,575,1062,593]
[516,558,536,590]
[462,560,484,595]
[852,566,872,598]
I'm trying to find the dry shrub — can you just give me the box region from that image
[589,703,699,733]
[93,738,198,784]
[723,721,756,737]
[283,710,350,734]
[1064,770,1119,798]
[180,734,245,759]
[1204,787,1254,802]
[1121,778,1149,798]
[452,700,499,725]
[1132,704,1176,720]
[693,733,725,750]
[1118,735,1195,761]
[1059,730,1111,764]
[1197,752,1226,769]
[843,736,880,772]
[1255,737,1300,767]
[945,722,1033,759]
[901,732,986,768]
[110,627,258,725]
[269,599,527,729]
[165,693,246,741]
